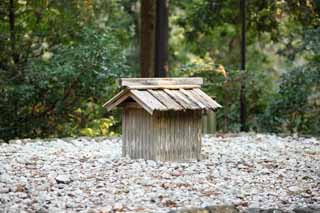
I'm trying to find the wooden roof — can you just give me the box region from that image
[103,78,221,114]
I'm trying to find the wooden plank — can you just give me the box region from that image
[122,109,127,157]
[103,89,130,111]
[189,89,221,110]
[124,84,200,90]
[188,89,213,109]
[147,111,153,160]
[180,89,206,109]
[193,88,222,109]
[183,112,189,160]
[164,89,199,110]
[195,111,202,160]
[130,109,135,158]
[130,90,167,113]
[139,109,144,158]
[148,90,183,110]
[122,92,152,114]
[187,112,193,159]
[171,113,177,161]
[173,90,200,109]
[169,112,175,161]
[132,109,137,158]
[120,77,203,87]
[136,109,140,158]
[127,108,132,158]
[125,110,202,161]
[163,89,189,109]
[178,112,189,160]
[176,112,182,161]
[145,110,151,159]
[153,112,161,160]
[163,114,168,162]
[136,108,141,159]
[141,109,145,159]
[122,102,142,109]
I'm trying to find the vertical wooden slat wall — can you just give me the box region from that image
[153,110,202,161]
[123,105,153,159]
[123,104,202,161]
[122,108,127,157]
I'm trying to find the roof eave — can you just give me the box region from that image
[103,89,130,111]
[102,89,156,115]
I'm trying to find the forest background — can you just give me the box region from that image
[0,0,319,140]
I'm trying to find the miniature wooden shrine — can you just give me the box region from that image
[103,78,221,161]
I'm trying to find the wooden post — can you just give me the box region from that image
[202,111,216,134]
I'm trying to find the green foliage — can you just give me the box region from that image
[170,0,320,134]
[260,28,320,135]
[261,63,320,134]
[176,54,274,132]
[0,0,134,140]
[0,26,129,139]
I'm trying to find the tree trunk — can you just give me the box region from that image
[140,0,168,78]
[240,0,247,131]
[140,0,156,77]
[155,0,168,77]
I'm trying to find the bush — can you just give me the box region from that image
[260,28,320,135]
[260,62,320,135]
[0,27,130,140]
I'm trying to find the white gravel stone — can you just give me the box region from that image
[0,134,319,212]
[55,175,72,184]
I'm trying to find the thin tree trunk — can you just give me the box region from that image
[140,0,156,77]
[240,0,247,131]
[8,0,19,137]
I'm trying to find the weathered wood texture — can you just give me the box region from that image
[104,78,221,114]
[123,85,200,90]
[104,88,221,113]
[122,105,154,159]
[104,78,222,161]
[122,105,202,161]
[120,77,203,87]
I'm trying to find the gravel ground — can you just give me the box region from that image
[0,133,319,213]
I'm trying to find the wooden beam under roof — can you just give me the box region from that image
[120,77,203,87]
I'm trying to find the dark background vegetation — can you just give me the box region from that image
[0,0,319,140]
